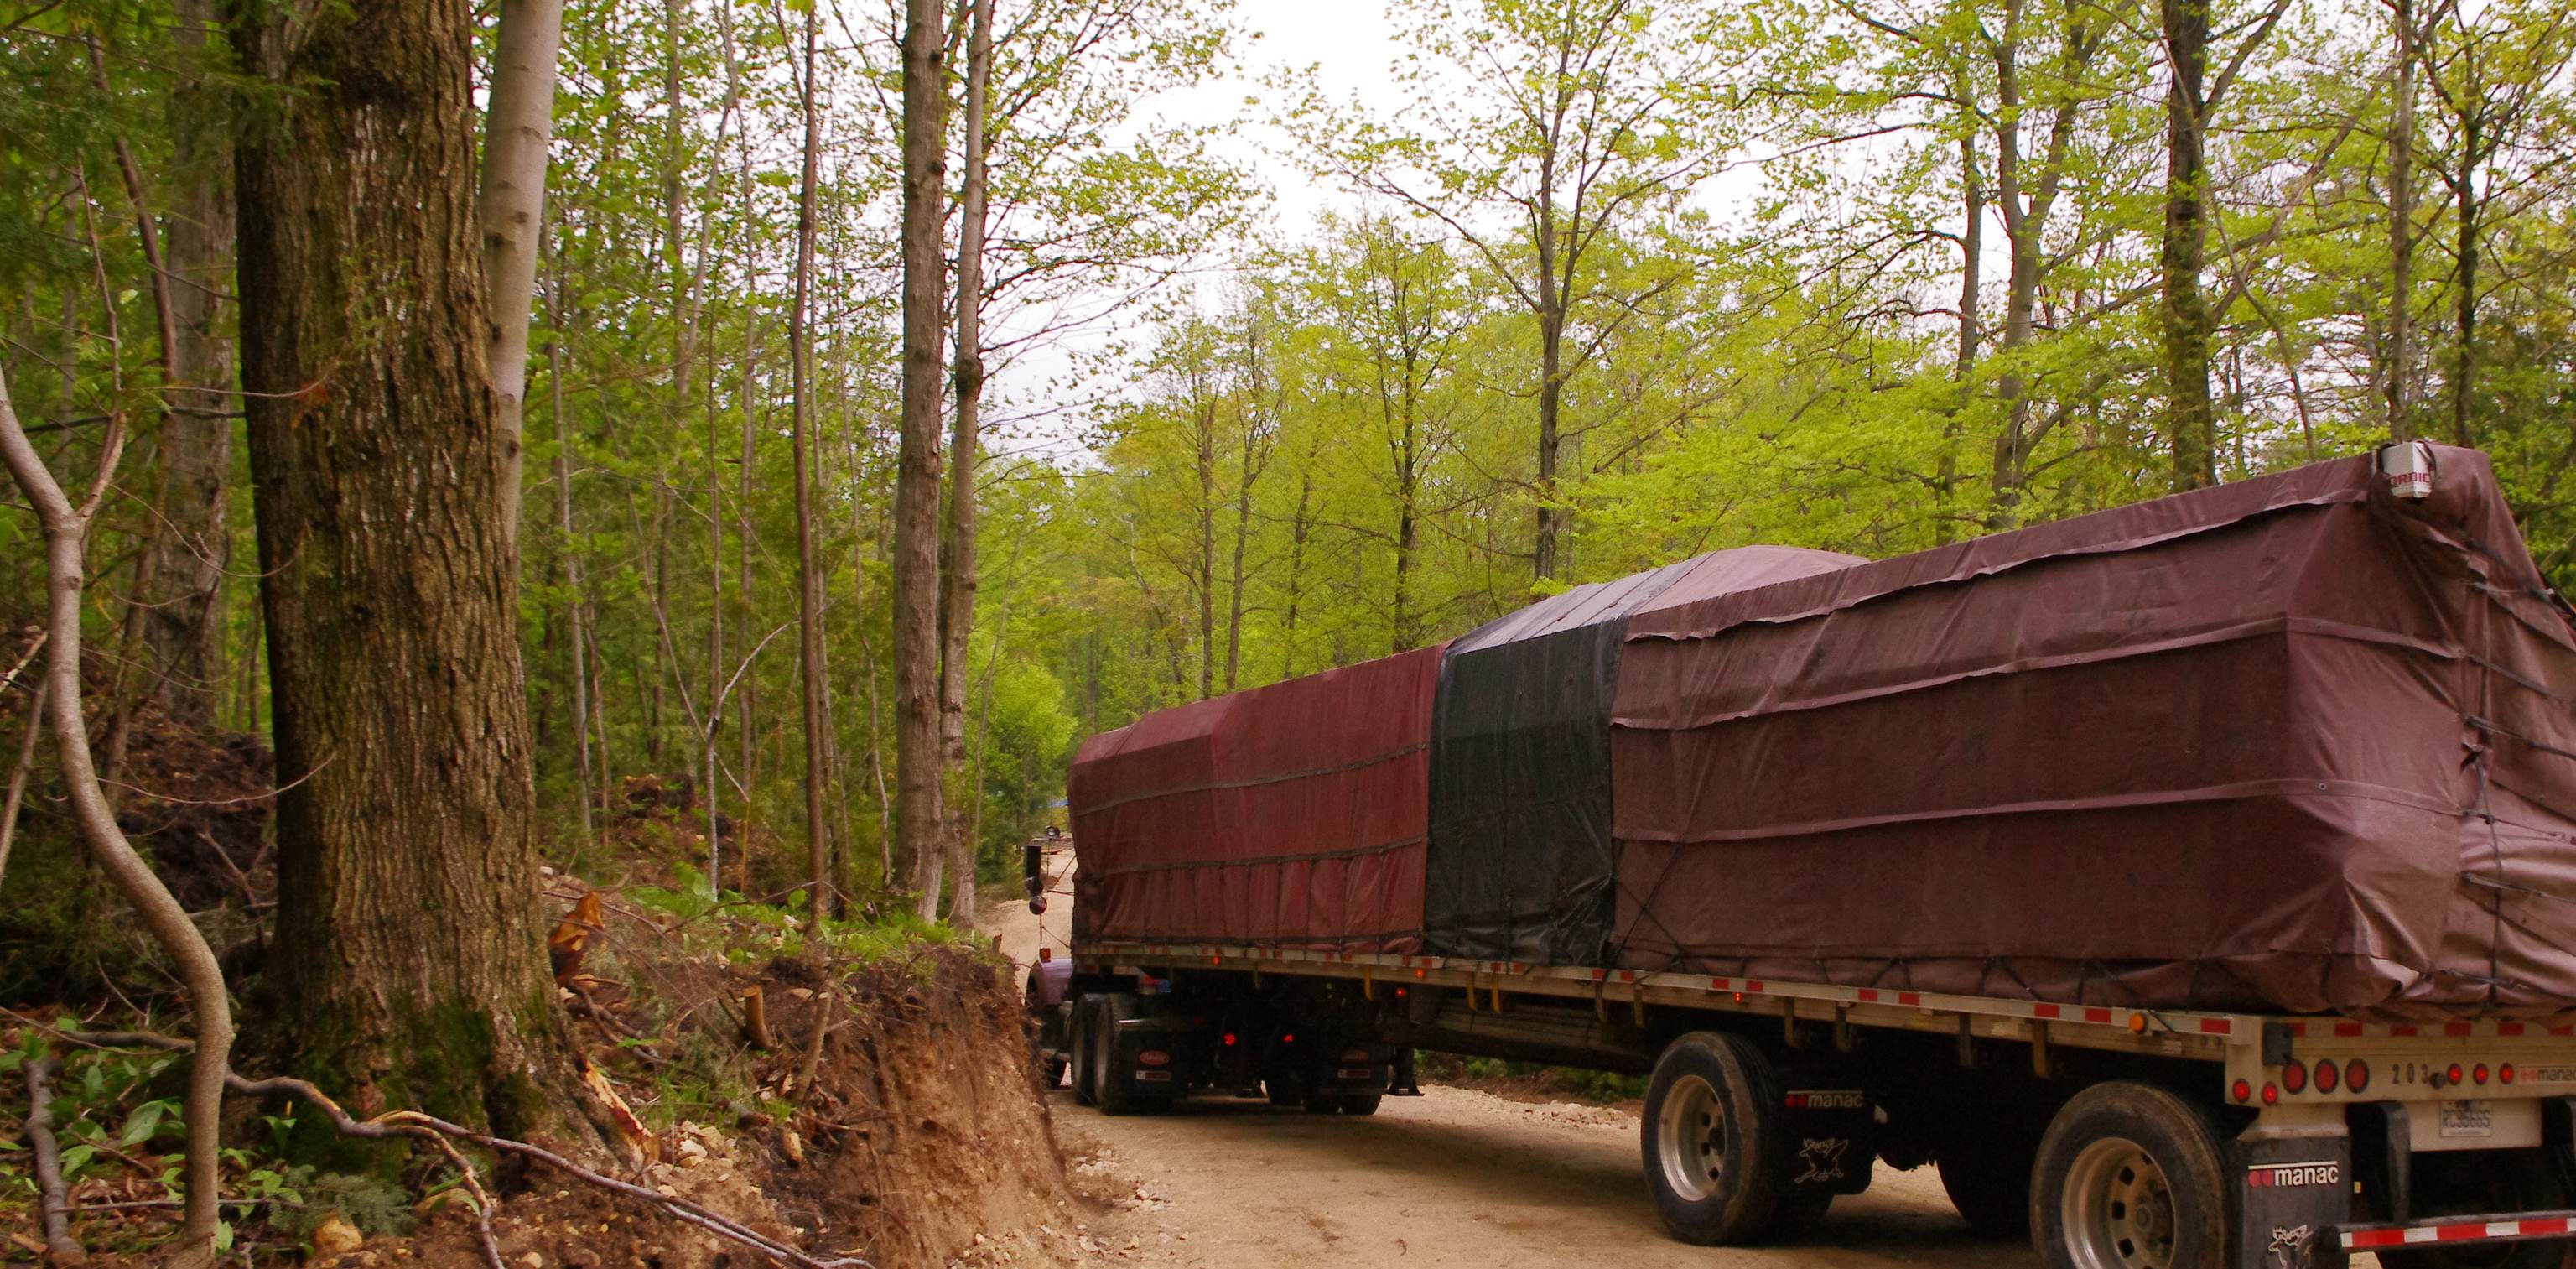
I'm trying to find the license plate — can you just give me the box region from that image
[1337,1067,1376,1081]
[1135,1070,1172,1082]
[2439,1100,2494,1139]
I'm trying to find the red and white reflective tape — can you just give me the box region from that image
[2343,1214,2576,1251]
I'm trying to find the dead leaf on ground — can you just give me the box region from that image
[548,890,605,984]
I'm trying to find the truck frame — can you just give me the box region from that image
[1034,908,2576,1269]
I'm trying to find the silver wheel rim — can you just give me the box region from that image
[2060,1136,2178,1269]
[1655,1074,1727,1202]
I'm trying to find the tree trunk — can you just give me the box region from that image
[2161,0,2216,491]
[129,0,233,731]
[2450,114,2479,447]
[940,0,995,930]
[789,4,834,916]
[548,237,594,847]
[1195,391,1217,700]
[2386,0,2418,442]
[1533,281,1563,581]
[1937,130,1980,544]
[894,0,951,912]
[480,0,566,548]
[231,0,585,1142]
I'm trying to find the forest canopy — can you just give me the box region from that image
[3,0,2572,912]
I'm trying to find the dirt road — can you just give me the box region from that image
[986,845,2043,1268]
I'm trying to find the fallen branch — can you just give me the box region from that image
[392,1112,503,1269]
[18,1021,870,1269]
[23,1053,88,1266]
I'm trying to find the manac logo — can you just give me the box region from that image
[1784,1090,1864,1110]
[2247,1161,2340,1188]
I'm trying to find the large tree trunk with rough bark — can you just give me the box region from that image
[895,0,950,916]
[230,1,584,1142]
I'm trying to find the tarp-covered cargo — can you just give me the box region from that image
[1611,447,2576,1020]
[1068,644,1446,954]
[1425,547,1860,964]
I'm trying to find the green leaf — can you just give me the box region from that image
[118,1099,173,1147]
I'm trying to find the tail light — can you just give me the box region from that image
[2314,1060,2340,1093]
[1139,1050,1170,1067]
[2233,1079,2253,1103]
[2262,1083,2280,1106]
[2474,1064,2490,1086]
[2345,1059,2371,1093]
[1038,947,1052,962]
[1222,1032,1238,1048]
[2501,1064,2517,1085]
[2281,1060,2307,1094]
[1281,1033,1295,1044]
[2447,1064,2465,1087]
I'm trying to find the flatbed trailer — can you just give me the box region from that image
[1039,445,2576,1268]
[1036,918,2576,1269]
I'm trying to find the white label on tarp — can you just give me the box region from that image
[2439,1100,2494,1139]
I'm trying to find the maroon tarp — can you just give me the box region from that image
[1611,447,2576,1020]
[1069,644,1447,953]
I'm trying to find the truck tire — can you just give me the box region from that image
[2030,1083,2229,1269]
[2381,1150,2573,1269]
[1338,1094,1383,1116]
[1069,996,1098,1107]
[1094,993,1171,1116]
[1640,1031,1791,1245]
[1939,1130,2039,1236]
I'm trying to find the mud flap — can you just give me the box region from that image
[2235,1130,2353,1269]
[1779,1087,1877,1198]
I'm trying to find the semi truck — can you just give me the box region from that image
[1031,443,2576,1269]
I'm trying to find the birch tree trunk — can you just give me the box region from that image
[480,0,566,548]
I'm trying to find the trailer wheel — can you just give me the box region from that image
[1939,1129,2039,1236]
[1069,996,1098,1106]
[1093,993,1171,1116]
[2380,1150,2572,1269]
[1640,1031,1789,1245]
[2030,1083,2228,1269]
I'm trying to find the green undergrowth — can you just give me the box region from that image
[624,861,971,977]
[0,1032,419,1261]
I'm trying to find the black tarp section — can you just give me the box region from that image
[1424,547,1862,964]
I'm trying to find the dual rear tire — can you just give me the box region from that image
[2029,1083,2229,1269]
[1640,1032,1793,1245]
